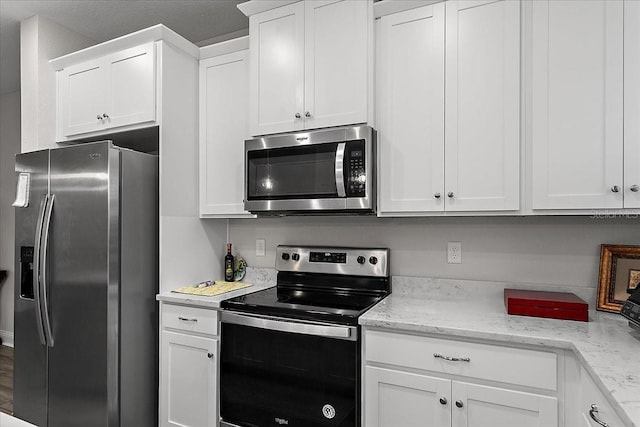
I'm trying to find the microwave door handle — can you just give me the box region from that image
[335,142,346,197]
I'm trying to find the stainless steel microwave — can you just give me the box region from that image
[244,125,376,215]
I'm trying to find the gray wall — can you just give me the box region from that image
[0,91,21,345]
[229,215,639,289]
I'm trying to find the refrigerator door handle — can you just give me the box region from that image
[33,195,49,346]
[40,194,55,347]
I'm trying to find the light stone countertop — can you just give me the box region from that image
[156,267,276,308]
[359,277,640,427]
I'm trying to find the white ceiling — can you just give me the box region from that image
[0,0,249,95]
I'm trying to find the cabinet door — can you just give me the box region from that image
[59,57,107,137]
[451,381,558,427]
[105,42,156,129]
[160,331,217,427]
[304,0,370,129]
[445,0,520,212]
[531,0,624,210]
[579,368,625,427]
[249,2,305,136]
[364,366,451,427]
[625,0,640,209]
[199,50,253,217]
[378,3,445,214]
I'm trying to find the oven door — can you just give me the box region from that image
[220,312,360,427]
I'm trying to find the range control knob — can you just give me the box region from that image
[357,256,366,265]
[281,252,290,261]
[369,256,378,265]
[291,253,300,261]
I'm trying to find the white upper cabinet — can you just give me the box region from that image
[377,0,520,215]
[247,0,372,136]
[531,0,624,210]
[624,0,640,209]
[378,3,446,214]
[445,0,520,212]
[199,47,253,218]
[57,42,156,139]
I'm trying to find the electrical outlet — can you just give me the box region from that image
[256,239,266,257]
[447,242,462,264]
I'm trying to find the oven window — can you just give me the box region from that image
[220,323,358,427]
[247,143,339,200]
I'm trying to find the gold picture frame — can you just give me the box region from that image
[597,244,640,313]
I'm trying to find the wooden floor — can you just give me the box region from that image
[0,346,13,415]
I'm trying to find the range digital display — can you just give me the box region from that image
[309,252,347,263]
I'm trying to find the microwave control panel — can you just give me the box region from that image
[346,140,366,197]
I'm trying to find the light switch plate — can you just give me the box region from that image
[256,239,266,257]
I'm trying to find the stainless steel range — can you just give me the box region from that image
[220,245,391,427]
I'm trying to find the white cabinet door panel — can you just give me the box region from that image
[107,42,156,129]
[160,331,217,427]
[60,58,106,136]
[378,3,445,214]
[625,0,640,209]
[304,0,368,129]
[445,0,520,212]
[365,366,451,427]
[532,0,624,210]
[199,50,252,217]
[249,2,305,135]
[452,381,558,427]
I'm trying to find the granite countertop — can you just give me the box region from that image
[360,284,640,427]
[156,267,276,309]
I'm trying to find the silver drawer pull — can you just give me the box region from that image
[589,404,609,427]
[178,316,198,322]
[434,353,470,362]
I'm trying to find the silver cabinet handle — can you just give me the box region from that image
[439,397,447,405]
[434,193,441,199]
[97,114,103,120]
[447,192,454,198]
[178,316,198,322]
[207,352,214,359]
[102,113,109,119]
[631,185,640,192]
[295,113,301,119]
[434,353,470,362]
[455,400,464,408]
[611,185,620,193]
[305,111,311,118]
[589,404,609,427]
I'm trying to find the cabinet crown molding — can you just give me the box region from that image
[237,0,301,17]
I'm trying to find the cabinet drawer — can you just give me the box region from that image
[580,367,625,427]
[365,329,557,390]
[162,303,218,336]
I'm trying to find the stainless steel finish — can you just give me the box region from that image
[456,401,464,409]
[178,317,198,322]
[220,421,242,427]
[629,321,640,332]
[221,311,358,341]
[335,142,346,197]
[434,193,441,199]
[589,404,609,426]
[40,194,55,347]
[631,184,640,192]
[295,113,301,119]
[433,353,471,362]
[305,111,311,118]
[33,196,48,347]
[275,245,390,277]
[439,397,447,405]
[611,185,620,193]
[244,125,375,214]
[207,353,214,359]
[448,192,454,198]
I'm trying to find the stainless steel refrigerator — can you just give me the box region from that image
[14,141,158,427]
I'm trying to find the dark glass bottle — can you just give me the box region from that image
[224,243,235,282]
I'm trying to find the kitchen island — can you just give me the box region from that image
[360,278,640,427]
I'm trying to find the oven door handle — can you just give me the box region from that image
[221,312,357,341]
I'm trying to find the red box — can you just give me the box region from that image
[504,289,589,322]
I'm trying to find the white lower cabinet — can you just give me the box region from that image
[160,303,219,427]
[363,329,559,427]
[579,367,625,427]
